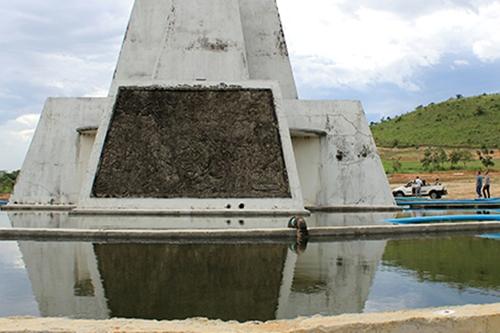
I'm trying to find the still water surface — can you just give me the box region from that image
[1,234,500,321]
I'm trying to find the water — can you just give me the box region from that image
[0,211,500,321]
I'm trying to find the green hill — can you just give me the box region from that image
[371,93,500,148]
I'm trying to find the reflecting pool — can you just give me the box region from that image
[0,211,500,321]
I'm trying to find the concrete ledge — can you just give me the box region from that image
[70,208,311,217]
[0,303,499,332]
[308,205,403,212]
[1,204,76,211]
[1,222,500,242]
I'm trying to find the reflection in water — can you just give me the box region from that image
[279,240,386,318]
[383,236,500,290]
[16,240,108,319]
[94,243,288,321]
[3,212,500,321]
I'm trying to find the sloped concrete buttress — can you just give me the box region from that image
[286,100,395,208]
[10,98,112,206]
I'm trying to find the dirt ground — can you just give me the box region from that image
[0,193,9,200]
[389,171,499,199]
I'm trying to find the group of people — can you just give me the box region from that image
[476,171,491,199]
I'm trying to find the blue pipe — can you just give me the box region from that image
[478,233,500,240]
[386,214,500,224]
[396,198,500,206]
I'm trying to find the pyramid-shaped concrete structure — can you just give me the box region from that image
[10,0,395,215]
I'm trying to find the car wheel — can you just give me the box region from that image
[394,192,405,198]
[429,191,439,200]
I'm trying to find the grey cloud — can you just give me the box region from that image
[337,0,496,17]
[0,0,134,125]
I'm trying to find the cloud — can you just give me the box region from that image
[473,39,500,62]
[277,0,500,91]
[453,59,470,66]
[0,0,134,169]
[0,0,134,121]
[1,0,500,170]
[0,114,40,171]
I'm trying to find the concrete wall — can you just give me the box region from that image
[76,131,96,198]
[11,0,394,212]
[238,0,298,99]
[77,82,306,214]
[286,100,395,208]
[111,0,298,99]
[11,98,111,206]
[110,0,249,95]
[292,136,322,207]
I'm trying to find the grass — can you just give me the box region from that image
[371,93,500,148]
[382,159,500,174]
[379,147,500,174]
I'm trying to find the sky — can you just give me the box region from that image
[1,0,500,171]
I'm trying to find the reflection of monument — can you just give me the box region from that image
[9,212,387,321]
[277,241,387,318]
[9,0,394,214]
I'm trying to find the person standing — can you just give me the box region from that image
[414,176,423,197]
[476,171,483,199]
[483,171,491,199]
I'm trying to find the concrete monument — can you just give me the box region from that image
[9,0,395,214]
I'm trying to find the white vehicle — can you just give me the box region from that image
[392,181,448,199]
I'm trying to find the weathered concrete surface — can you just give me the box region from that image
[238,0,298,99]
[1,303,499,332]
[12,0,396,213]
[78,82,305,214]
[10,98,111,206]
[110,0,249,95]
[286,100,395,208]
[111,0,298,99]
[93,87,290,199]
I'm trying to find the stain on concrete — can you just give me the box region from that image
[92,86,291,199]
[274,2,289,57]
[336,151,344,161]
[359,145,372,159]
[187,37,232,52]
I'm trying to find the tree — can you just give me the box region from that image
[0,170,19,194]
[449,150,462,169]
[435,148,448,170]
[421,148,433,170]
[392,158,402,173]
[449,150,473,169]
[421,147,448,171]
[477,147,495,169]
[460,150,473,168]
